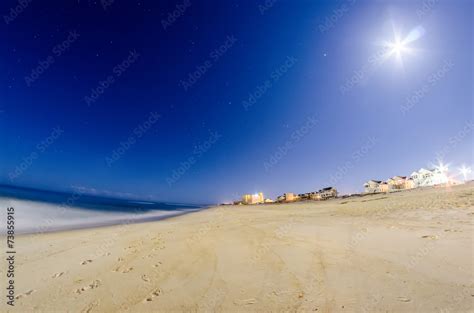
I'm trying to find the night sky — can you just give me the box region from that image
[1,0,472,204]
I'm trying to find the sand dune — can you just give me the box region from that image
[2,183,473,312]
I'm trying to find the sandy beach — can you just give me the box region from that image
[2,182,473,313]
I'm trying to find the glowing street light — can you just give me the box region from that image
[459,165,472,181]
[435,162,449,173]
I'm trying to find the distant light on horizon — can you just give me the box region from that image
[435,161,449,173]
[459,165,472,181]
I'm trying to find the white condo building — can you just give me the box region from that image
[410,168,449,187]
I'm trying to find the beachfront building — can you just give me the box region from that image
[362,166,454,194]
[242,194,252,204]
[364,177,410,193]
[242,192,264,204]
[284,193,297,202]
[298,191,322,201]
[319,187,337,200]
[410,168,449,187]
[298,193,309,200]
[405,178,415,189]
[276,188,335,202]
[276,195,285,202]
[387,176,407,191]
[364,180,382,193]
[276,192,299,202]
[379,181,389,192]
[309,192,322,200]
[264,198,274,203]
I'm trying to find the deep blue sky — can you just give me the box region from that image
[1,0,472,203]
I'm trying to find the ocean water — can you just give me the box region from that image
[0,185,204,234]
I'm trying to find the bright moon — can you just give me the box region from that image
[381,25,425,67]
[390,40,407,57]
[393,41,405,54]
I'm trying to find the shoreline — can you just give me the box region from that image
[2,182,473,312]
[0,195,212,235]
[11,207,208,236]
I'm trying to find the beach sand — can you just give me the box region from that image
[2,183,474,312]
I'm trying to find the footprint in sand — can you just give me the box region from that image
[75,280,101,294]
[125,242,142,251]
[234,298,257,305]
[421,235,438,240]
[397,296,411,302]
[81,300,100,313]
[143,289,162,302]
[122,267,133,273]
[52,272,65,278]
[141,275,150,282]
[15,289,36,299]
[152,262,165,275]
[81,259,93,265]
